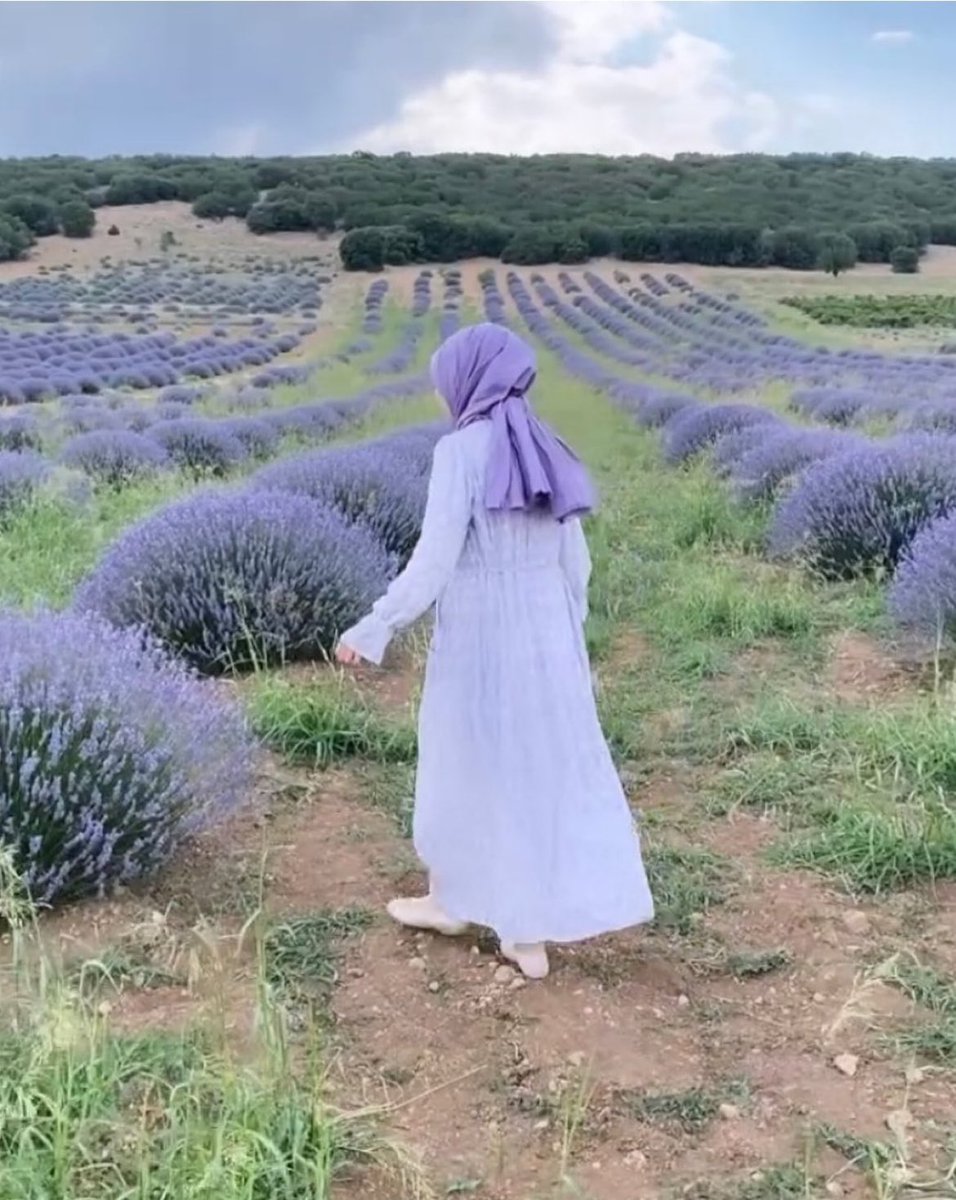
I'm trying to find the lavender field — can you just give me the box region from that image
[3,240,956,1200]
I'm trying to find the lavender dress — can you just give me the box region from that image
[342,422,654,944]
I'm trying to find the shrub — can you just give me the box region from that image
[60,200,96,238]
[769,435,956,578]
[889,511,956,645]
[710,425,772,476]
[251,439,431,562]
[61,430,170,487]
[220,417,280,459]
[0,213,34,262]
[0,609,252,905]
[662,404,780,465]
[0,450,47,519]
[891,245,920,274]
[76,489,394,675]
[0,413,41,452]
[635,393,698,430]
[148,418,246,475]
[731,429,863,502]
[816,231,857,277]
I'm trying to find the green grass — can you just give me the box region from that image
[644,844,730,935]
[0,851,421,1200]
[881,955,956,1065]
[248,674,417,769]
[617,1078,749,1133]
[264,907,375,1003]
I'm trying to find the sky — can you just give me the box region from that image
[0,1,951,160]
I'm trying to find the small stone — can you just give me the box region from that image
[624,1150,647,1169]
[812,992,825,1003]
[533,1117,550,1131]
[833,1053,859,1078]
[567,1051,586,1068]
[677,993,690,1008]
[509,976,527,991]
[825,1183,844,1198]
[97,1000,113,1017]
[470,945,481,956]
[718,1103,740,1120]
[428,980,441,993]
[494,964,517,985]
[842,910,870,935]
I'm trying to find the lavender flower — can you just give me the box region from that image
[0,609,252,906]
[662,404,781,465]
[61,430,170,487]
[890,511,956,645]
[148,417,246,475]
[0,450,48,520]
[252,435,435,563]
[76,488,394,675]
[731,429,865,502]
[769,435,956,578]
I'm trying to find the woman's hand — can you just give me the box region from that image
[335,642,363,666]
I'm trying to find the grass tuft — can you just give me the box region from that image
[248,674,417,769]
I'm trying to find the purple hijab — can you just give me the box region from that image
[430,323,595,522]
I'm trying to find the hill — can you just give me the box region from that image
[5,151,956,271]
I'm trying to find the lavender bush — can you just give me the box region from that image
[889,511,956,645]
[0,412,41,452]
[0,609,252,906]
[252,436,434,563]
[731,428,863,502]
[220,416,280,460]
[710,425,774,477]
[148,417,246,475]
[662,404,780,465]
[887,513,956,652]
[0,450,48,520]
[769,435,956,578]
[61,430,170,487]
[76,489,394,674]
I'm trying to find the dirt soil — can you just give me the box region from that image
[24,645,956,1200]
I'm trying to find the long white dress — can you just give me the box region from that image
[342,422,654,944]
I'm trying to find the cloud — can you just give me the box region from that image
[346,2,781,156]
[871,29,915,44]
[0,2,554,156]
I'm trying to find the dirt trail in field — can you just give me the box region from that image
[27,638,954,1200]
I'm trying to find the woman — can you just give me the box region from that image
[336,323,653,979]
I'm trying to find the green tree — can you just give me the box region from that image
[1,193,59,236]
[890,245,920,274]
[816,232,858,277]
[59,199,95,238]
[340,226,386,271]
[0,213,34,261]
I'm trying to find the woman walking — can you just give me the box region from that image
[336,323,653,979]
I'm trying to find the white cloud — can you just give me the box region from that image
[345,3,781,156]
[871,29,915,44]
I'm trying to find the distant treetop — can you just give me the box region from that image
[3,151,956,270]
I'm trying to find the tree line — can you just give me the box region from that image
[2,151,956,270]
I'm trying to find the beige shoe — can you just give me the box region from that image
[500,941,550,980]
[386,895,468,936]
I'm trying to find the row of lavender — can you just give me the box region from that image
[530,266,956,432]
[491,268,956,648]
[0,270,462,512]
[2,270,467,907]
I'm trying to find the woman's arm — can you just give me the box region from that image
[338,435,473,665]
[559,517,591,626]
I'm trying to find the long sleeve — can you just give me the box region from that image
[559,517,591,626]
[340,435,473,665]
